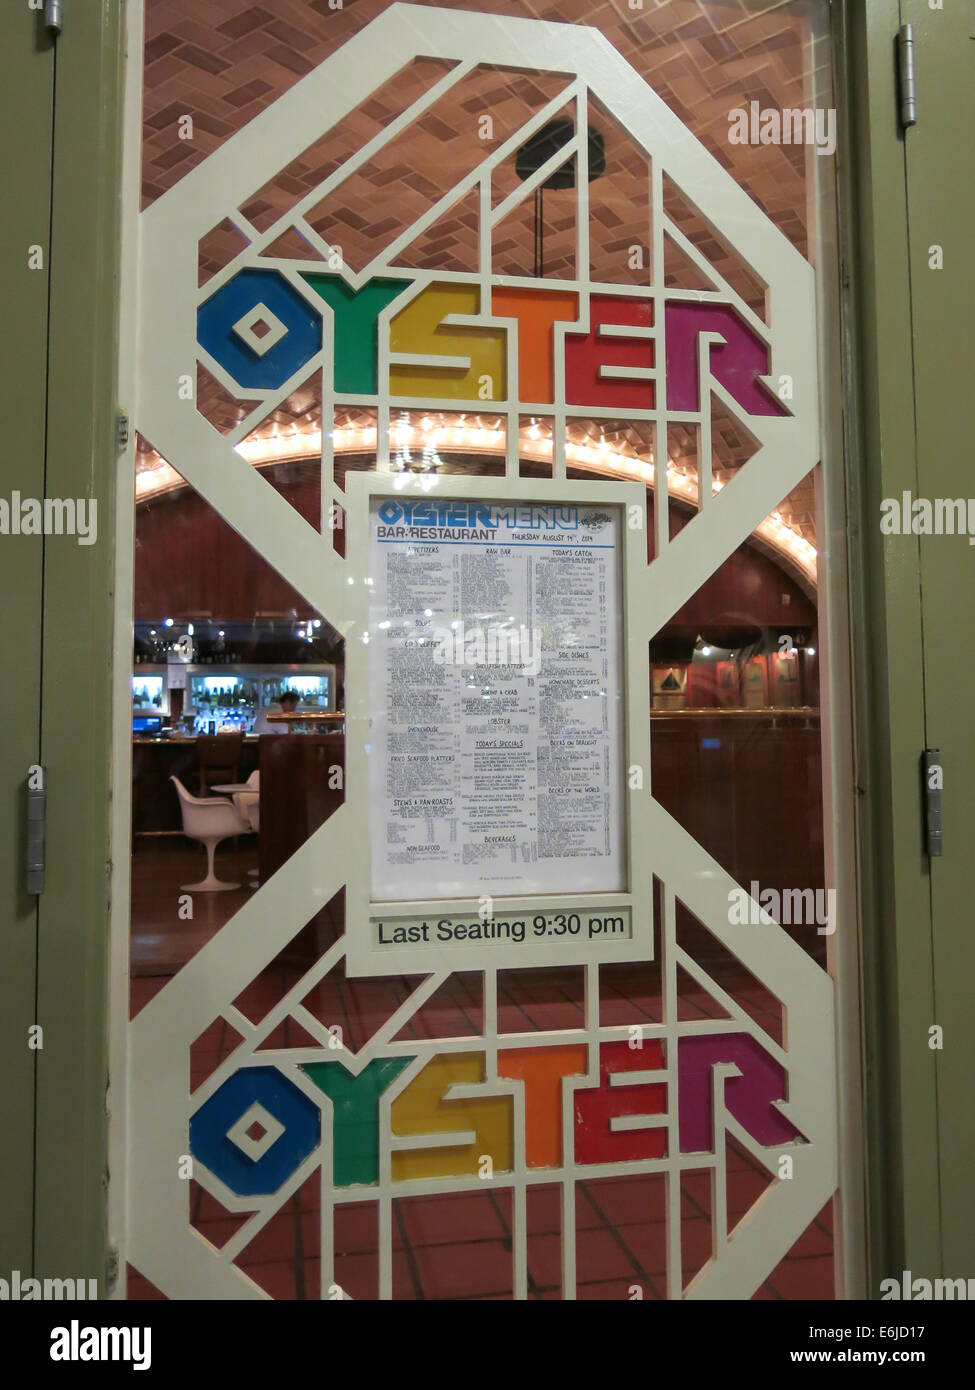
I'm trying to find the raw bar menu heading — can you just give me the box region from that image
[368,496,625,902]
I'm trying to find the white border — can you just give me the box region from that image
[110,1,860,1302]
[343,471,652,976]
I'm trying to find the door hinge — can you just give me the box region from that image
[897,24,917,129]
[116,409,130,455]
[44,1,63,37]
[26,766,47,896]
[923,748,942,857]
[105,1242,119,1297]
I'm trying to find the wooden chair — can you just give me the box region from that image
[196,732,244,796]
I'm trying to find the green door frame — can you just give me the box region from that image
[2,0,968,1295]
[839,0,975,1289]
[838,0,938,1286]
[33,0,124,1286]
[0,0,124,1288]
[0,3,54,1279]
[899,0,975,1278]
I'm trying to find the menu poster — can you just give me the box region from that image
[367,496,625,903]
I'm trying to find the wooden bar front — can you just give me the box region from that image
[259,734,345,960]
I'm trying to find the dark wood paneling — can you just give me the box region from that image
[650,714,825,963]
[260,734,345,961]
[134,472,320,621]
[132,740,260,833]
[136,468,817,633]
[646,495,817,632]
[259,733,345,881]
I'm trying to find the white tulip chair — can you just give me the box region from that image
[170,776,250,892]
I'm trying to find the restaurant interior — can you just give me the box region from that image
[131,433,823,977]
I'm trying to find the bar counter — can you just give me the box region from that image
[132,736,259,833]
[132,723,345,833]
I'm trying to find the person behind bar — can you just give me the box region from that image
[254,689,300,735]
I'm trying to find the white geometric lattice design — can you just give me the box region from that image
[231,303,288,358]
[225,1104,286,1164]
[128,5,836,1301]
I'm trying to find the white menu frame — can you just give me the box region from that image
[344,470,653,977]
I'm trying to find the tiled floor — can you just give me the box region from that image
[128,838,835,1300]
[130,835,258,992]
[129,1173,834,1300]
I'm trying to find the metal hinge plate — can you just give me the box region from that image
[897,24,917,129]
[26,766,46,896]
[105,1242,119,1297]
[923,748,942,857]
[116,409,130,455]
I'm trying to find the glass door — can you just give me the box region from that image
[118,0,858,1300]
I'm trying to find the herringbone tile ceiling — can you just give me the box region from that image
[140,0,829,557]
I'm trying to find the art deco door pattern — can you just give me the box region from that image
[128,4,834,1299]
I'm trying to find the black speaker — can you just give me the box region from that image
[515,118,606,189]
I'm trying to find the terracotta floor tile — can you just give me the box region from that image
[333,1201,379,1255]
[680,1216,713,1279]
[618,1219,668,1277]
[526,1183,563,1233]
[192,1215,254,1251]
[766,1254,835,1300]
[332,1249,378,1301]
[397,1191,509,1247]
[390,1249,419,1300]
[727,1166,772,1218]
[577,1275,657,1300]
[786,1219,834,1259]
[126,1267,168,1300]
[526,1231,563,1289]
[680,1169,712,1208]
[237,1209,302,1264]
[574,1225,639,1283]
[409,1239,513,1299]
[581,1174,666,1227]
[236,1258,296,1300]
